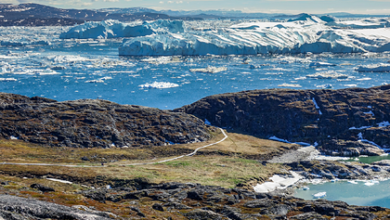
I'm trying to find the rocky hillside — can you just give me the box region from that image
[0,93,210,148]
[176,85,390,156]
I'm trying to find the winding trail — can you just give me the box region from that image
[0,128,228,168]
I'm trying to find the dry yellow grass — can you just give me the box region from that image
[0,155,282,189]
[0,129,294,188]
[0,129,295,165]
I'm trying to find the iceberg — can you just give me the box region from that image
[356,63,390,72]
[60,20,184,39]
[119,16,390,56]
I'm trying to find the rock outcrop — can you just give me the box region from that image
[0,195,113,220]
[0,93,210,148]
[176,85,390,156]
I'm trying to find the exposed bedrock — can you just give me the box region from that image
[176,85,390,156]
[0,93,210,148]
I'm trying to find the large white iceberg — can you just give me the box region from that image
[119,16,390,56]
[60,20,184,39]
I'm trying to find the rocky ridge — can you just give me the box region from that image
[0,93,210,148]
[176,85,390,157]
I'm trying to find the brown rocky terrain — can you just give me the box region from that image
[2,179,390,220]
[176,85,390,156]
[0,93,210,148]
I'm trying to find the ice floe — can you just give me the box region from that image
[356,63,390,72]
[277,83,302,88]
[306,71,348,79]
[0,78,17,82]
[139,82,179,89]
[189,66,227,73]
[309,62,337,67]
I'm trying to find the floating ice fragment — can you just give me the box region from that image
[0,78,17,82]
[356,63,390,72]
[309,62,337,67]
[277,83,301,88]
[139,82,179,89]
[306,71,348,79]
[316,84,333,89]
[190,66,227,74]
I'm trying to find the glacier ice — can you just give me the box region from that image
[118,16,390,56]
[60,20,184,39]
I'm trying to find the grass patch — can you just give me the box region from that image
[164,161,191,168]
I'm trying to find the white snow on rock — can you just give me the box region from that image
[253,171,302,193]
[356,63,390,72]
[139,82,179,89]
[118,16,390,56]
[60,20,184,39]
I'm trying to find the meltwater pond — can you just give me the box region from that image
[2,26,390,109]
[294,180,390,208]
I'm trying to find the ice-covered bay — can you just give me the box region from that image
[2,22,390,109]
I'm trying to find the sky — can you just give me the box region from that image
[2,0,390,14]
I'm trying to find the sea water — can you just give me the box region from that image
[294,180,390,208]
[1,29,390,110]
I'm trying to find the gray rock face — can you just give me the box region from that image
[0,195,113,220]
[176,85,390,156]
[0,93,210,148]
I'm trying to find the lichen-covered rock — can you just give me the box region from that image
[176,85,390,156]
[0,93,210,148]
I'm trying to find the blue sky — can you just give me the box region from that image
[3,0,390,14]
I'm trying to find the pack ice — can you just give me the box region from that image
[60,20,184,39]
[117,14,390,56]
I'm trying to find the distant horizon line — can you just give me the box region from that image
[1,3,390,16]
